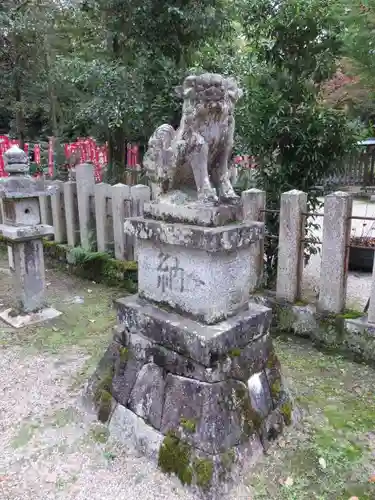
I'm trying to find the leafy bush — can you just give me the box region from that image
[235,0,360,286]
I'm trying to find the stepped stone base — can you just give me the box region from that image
[87,295,296,499]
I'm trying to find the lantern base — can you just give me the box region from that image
[0,307,62,329]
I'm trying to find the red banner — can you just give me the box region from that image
[0,136,141,179]
[34,144,41,165]
[48,137,54,177]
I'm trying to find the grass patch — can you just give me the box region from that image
[248,337,375,499]
[49,407,80,428]
[90,424,110,444]
[11,422,39,449]
[0,264,118,356]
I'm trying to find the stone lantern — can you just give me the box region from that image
[0,145,61,327]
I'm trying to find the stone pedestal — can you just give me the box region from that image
[89,200,295,498]
[126,215,263,324]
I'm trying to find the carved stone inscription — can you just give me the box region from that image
[157,253,185,293]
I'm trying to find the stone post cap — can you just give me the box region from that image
[0,177,58,199]
[3,145,29,175]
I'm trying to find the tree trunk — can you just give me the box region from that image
[44,36,58,138]
[107,127,126,184]
[13,34,25,150]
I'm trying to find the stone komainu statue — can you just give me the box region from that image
[144,73,243,203]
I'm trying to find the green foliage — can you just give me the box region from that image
[338,0,375,80]
[40,240,137,291]
[235,0,360,286]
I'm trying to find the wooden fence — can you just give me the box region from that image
[325,145,375,187]
[39,163,151,261]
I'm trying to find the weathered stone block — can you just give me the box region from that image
[144,198,243,227]
[142,339,220,382]
[247,371,272,418]
[259,408,285,452]
[161,374,260,454]
[0,223,54,241]
[112,357,144,407]
[124,217,263,253]
[116,295,271,367]
[2,197,41,226]
[137,239,252,324]
[227,334,273,381]
[125,331,274,384]
[128,363,165,429]
[109,404,164,461]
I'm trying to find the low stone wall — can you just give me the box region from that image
[252,293,375,366]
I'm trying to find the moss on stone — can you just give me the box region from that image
[277,306,295,331]
[97,390,112,423]
[180,417,196,433]
[233,385,262,435]
[94,368,114,403]
[220,449,236,471]
[338,309,363,320]
[158,432,193,485]
[266,350,279,370]
[270,379,281,399]
[40,240,138,291]
[294,299,308,306]
[119,347,130,363]
[193,457,214,489]
[228,348,241,358]
[279,400,293,426]
[93,365,115,423]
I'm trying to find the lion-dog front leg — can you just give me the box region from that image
[190,132,218,203]
[215,118,239,203]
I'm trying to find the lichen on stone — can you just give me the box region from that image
[158,432,193,485]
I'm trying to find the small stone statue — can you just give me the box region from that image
[144,73,243,204]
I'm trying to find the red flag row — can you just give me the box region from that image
[0,136,140,180]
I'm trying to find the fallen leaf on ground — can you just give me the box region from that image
[369,473,375,483]
[284,476,294,487]
[318,457,327,469]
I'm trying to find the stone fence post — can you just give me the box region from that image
[276,190,307,302]
[75,163,96,250]
[368,260,375,323]
[241,188,266,291]
[318,192,352,314]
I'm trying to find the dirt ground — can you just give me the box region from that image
[0,251,374,500]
